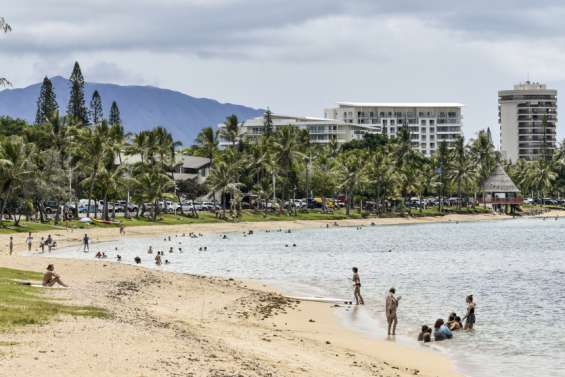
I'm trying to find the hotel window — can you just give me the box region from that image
[421,128,426,133]
[429,120,435,125]
[430,127,435,133]
[420,119,426,125]
[430,143,435,148]
[382,120,388,126]
[380,112,385,117]
[420,143,426,149]
[390,120,395,125]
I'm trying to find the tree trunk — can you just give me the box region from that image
[103,194,109,221]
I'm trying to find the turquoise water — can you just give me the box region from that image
[52,218,565,377]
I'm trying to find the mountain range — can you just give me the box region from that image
[0,76,264,145]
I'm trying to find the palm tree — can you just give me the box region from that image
[207,160,231,217]
[0,136,36,221]
[450,136,477,208]
[526,160,556,201]
[195,127,218,163]
[133,168,175,221]
[334,151,367,216]
[366,149,398,215]
[74,121,111,217]
[221,115,240,148]
[435,141,451,212]
[273,125,304,203]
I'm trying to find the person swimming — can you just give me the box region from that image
[134,256,141,264]
[447,312,461,331]
[418,325,432,342]
[433,319,453,341]
[116,254,122,262]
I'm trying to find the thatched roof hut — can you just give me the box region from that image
[481,164,520,193]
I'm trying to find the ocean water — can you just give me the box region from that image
[51,218,565,377]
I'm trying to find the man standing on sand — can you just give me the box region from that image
[352,267,364,305]
[83,233,90,252]
[386,287,401,335]
[25,232,33,252]
[9,236,13,255]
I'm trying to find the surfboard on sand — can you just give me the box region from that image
[286,296,353,305]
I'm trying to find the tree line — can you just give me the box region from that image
[192,114,565,217]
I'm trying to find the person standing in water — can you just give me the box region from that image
[462,294,476,330]
[82,233,90,252]
[386,287,401,335]
[352,267,364,305]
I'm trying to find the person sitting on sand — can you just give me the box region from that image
[433,319,453,341]
[462,295,476,330]
[42,264,68,287]
[95,251,102,258]
[352,267,364,305]
[418,325,432,342]
[386,288,401,335]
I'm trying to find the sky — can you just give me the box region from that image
[2,0,565,146]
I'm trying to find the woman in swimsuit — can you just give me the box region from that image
[463,295,476,330]
[352,267,364,305]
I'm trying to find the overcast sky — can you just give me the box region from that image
[2,0,565,145]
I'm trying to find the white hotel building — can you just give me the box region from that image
[218,113,377,148]
[325,102,464,156]
[498,82,557,162]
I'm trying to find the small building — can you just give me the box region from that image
[481,164,522,213]
[173,155,211,184]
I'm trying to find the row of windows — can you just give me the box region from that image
[348,111,458,118]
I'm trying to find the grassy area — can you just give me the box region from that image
[0,206,498,234]
[0,267,108,331]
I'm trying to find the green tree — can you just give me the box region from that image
[450,136,477,208]
[67,62,89,125]
[221,115,240,148]
[263,108,274,136]
[194,127,218,163]
[109,101,121,126]
[35,76,59,125]
[90,90,103,124]
[334,150,367,216]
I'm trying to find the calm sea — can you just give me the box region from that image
[52,218,565,377]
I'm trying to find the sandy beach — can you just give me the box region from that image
[0,254,461,377]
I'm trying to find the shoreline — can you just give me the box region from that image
[1,211,519,255]
[2,212,563,376]
[0,254,461,377]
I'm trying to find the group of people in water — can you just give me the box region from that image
[352,267,476,340]
[418,295,476,342]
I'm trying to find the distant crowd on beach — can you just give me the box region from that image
[352,267,476,339]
